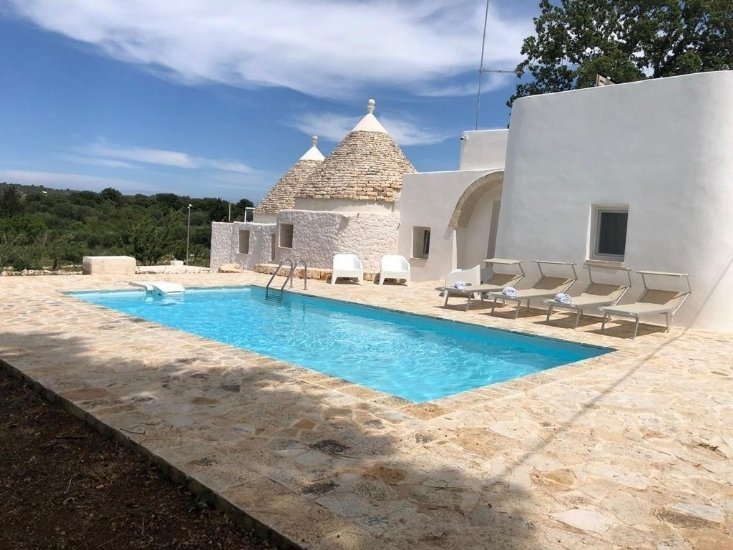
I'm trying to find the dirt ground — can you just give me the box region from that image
[0,375,269,549]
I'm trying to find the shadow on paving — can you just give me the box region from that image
[0,329,538,549]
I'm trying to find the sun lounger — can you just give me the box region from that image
[441,259,524,310]
[489,261,577,318]
[544,264,631,328]
[600,270,691,338]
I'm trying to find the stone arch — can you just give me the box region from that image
[448,170,504,229]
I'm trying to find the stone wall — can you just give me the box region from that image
[210,221,275,272]
[275,209,399,272]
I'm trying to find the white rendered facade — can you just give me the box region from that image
[495,71,733,331]
[397,130,507,281]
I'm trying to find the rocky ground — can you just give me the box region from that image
[0,375,269,549]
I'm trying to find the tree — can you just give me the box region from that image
[231,198,254,221]
[100,187,123,205]
[509,0,733,106]
[1,185,23,216]
[128,210,182,265]
[0,181,254,270]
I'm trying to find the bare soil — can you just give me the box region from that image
[0,375,269,549]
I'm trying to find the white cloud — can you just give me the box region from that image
[77,141,257,173]
[85,143,197,169]
[206,160,255,174]
[291,113,356,144]
[291,112,448,146]
[378,115,450,146]
[8,0,531,98]
[57,153,136,169]
[418,72,516,97]
[0,169,157,194]
[209,171,281,202]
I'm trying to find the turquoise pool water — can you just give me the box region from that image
[72,286,610,402]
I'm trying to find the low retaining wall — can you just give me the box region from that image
[253,263,379,282]
[82,256,136,275]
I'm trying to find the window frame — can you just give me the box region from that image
[238,229,250,254]
[412,226,431,259]
[279,223,294,249]
[590,206,628,262]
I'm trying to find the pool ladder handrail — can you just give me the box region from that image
[291,259,308,291]
[265,258,307,301]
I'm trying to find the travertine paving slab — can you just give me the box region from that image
[1,272,731,549]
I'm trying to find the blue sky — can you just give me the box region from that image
[0,0,539,202]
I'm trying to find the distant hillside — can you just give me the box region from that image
[0,182,253,271]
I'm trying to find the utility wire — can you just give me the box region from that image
[475,0,491,130]
[474,0,517,130]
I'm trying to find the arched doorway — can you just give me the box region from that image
[448,171,503,268]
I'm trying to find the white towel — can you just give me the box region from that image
[502,287,517,298]
[453,281,466,290]
[555,292,572,305]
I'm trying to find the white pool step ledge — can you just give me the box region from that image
[129,280,186,295]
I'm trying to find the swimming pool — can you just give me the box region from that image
[72,286,611,402]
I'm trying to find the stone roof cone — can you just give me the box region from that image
[254,136,325,216]
[297,99,416,203]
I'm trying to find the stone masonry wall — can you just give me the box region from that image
[275,209,399,272]
[209,222,275,272]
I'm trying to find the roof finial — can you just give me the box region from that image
[367,98,376,115]
[311,135,318,147]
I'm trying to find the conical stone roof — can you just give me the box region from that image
[254,136,324,216]
[296,99,416,204]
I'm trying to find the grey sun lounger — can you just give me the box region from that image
[489,260,577,319]
[442,259,524,311]
[544,264,631,328]
[600,270,691,338]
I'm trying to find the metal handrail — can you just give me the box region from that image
[265,258,294,300]
[290,259,308,290]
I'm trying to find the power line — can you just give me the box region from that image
[475,0,491,131]
[474,0,517,129]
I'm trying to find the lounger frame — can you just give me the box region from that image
[442,259,524,311]
[600,270,691,338]
[490,261,577,318]
[544,264,631,328]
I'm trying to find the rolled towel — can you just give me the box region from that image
[453,281,466,290]
[502,287,517,298]
[555,292,572,305]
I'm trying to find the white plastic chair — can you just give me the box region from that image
[379,255,410,285]
[331,254,364,285]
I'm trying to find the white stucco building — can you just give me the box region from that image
[210,136,325,272]
[492,71,733,332]
[211,99,415,275]
[397,130,508,281]
[211,72,733,331]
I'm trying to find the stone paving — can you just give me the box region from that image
[0,272,731,549]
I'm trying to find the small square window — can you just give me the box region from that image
[412,227,431,259]
[238,230,250,254]
[279,223,294,249]
[591,208,628,261]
